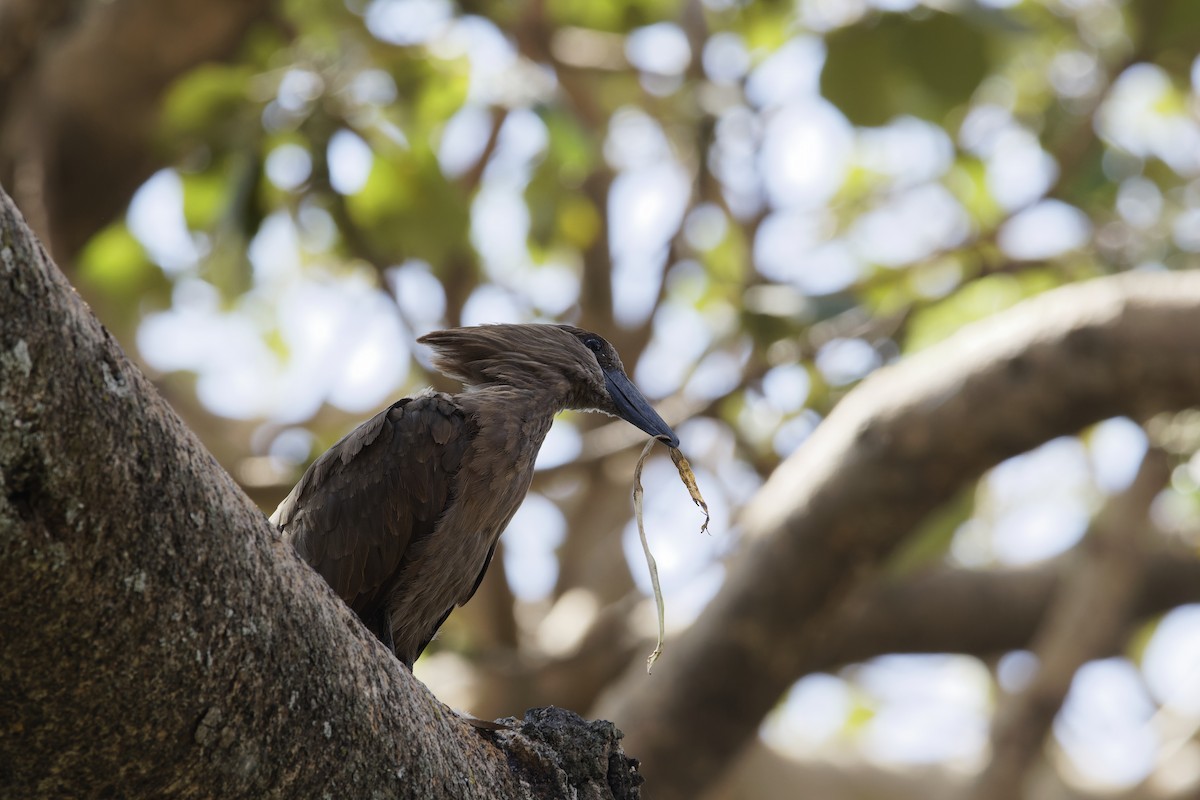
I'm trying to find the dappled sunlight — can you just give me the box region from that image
[763,656,991,766]
[950,437,1095,567]
[1054,659,1159,790]
[503,492,567,602]
[997,201,1092,261]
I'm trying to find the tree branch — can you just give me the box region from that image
[0,186,639,797]
[709,739,1186,800]
[968,449,1169,800]
[811,543,1200,672]
[601,270,1200,800]
[468,540,1200,733]
[1,0,276,262]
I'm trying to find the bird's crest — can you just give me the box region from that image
[418,324,592,392]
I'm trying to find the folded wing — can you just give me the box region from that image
[271,393,475,623]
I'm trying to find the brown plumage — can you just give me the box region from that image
[271,323,678,667]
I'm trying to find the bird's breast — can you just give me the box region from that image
[386,404,554,657]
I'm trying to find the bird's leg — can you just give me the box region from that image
[381,613,395,655]
[461,714,513,731]
[413,606,454,666]
[364,606,396,657]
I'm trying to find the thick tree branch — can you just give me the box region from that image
[812,543,1200,672]
[551,541,1200,729]
[474,543,1200,730]
[0,187,639,797]
[710,740,1187,800]
[602,270,1200,800]
[0,0,72,91]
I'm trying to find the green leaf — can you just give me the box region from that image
[415,63,470,131]
[545,0,681,33]
[1131,0,1200,77]
[162,64,253,140]
[345,147,471,266]
[1125,614,1161,667]
[180,169,230,231]
[822,11,991,126]
[945,157,1004,227]
[526,109,600,249]
[904,269,1061,352]
[885,486,975,574]
[557,195,602,250]
[704,218,748,286]
[542,109,598,186]
[76,224,171,309]
[735,4,794,54]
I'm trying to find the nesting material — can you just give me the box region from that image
[633,438,712,673]
[669,447,710,534]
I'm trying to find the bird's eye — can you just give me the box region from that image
[583,336,603,353]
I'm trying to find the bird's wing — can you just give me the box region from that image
[271,393,475,615]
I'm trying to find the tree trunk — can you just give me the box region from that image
[0,185,640,799]
[0,0,276,263]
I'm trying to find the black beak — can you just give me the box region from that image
[604,369,680,448]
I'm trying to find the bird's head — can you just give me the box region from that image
[418,324,679,447]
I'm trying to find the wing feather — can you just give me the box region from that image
[272,393,475,619]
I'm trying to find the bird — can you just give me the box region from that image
[271,323,679,668]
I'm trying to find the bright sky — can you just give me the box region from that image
[123,3,1200,789]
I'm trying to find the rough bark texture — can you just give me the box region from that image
[601,270,1200,800]
[0,187,641,798]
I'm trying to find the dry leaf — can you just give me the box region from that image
[633,438,665,674]
[632,438,713,674]
[669,447,710,534]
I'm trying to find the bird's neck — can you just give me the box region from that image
[459,386,563,474]
[464,382,572,417]
[462,369,574,407]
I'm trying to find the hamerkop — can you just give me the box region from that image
[272,323,678,668]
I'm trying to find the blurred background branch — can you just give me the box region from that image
[970,448,1170,800]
